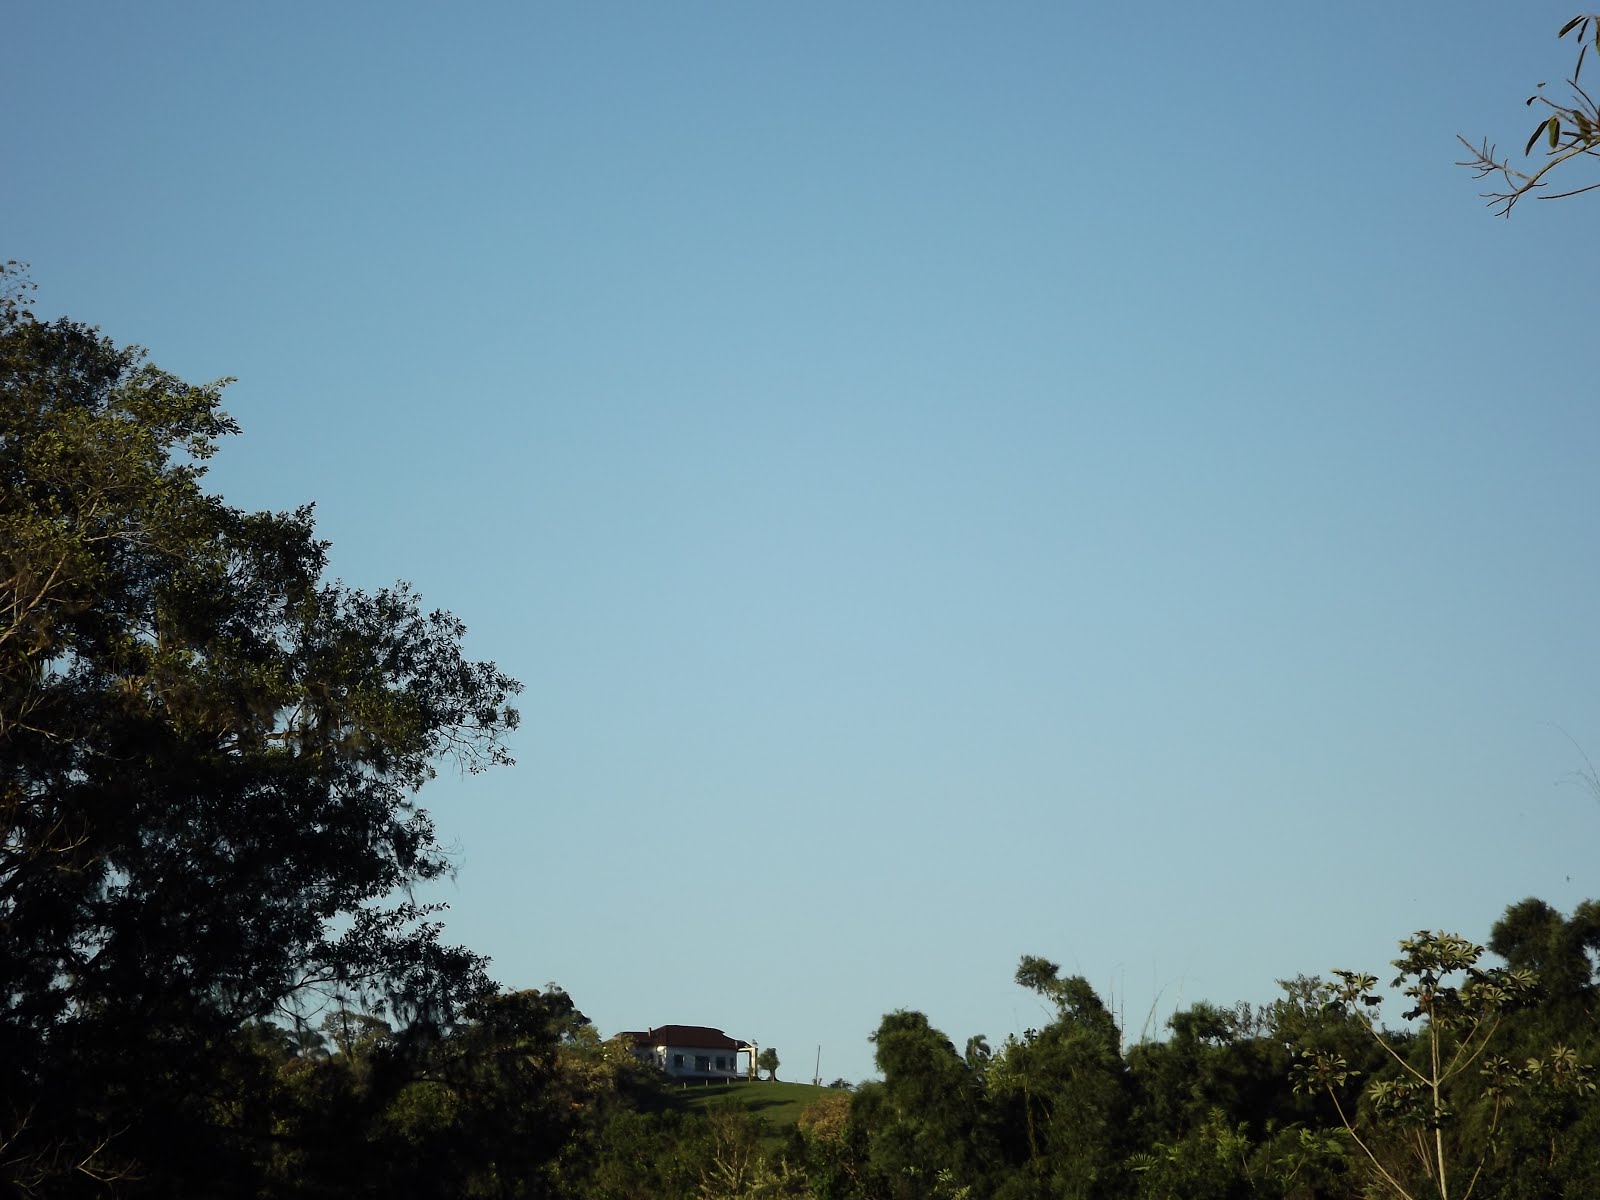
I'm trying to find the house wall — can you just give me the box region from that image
[659,1043,744,1078]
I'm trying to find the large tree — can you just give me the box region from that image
[0,270,521,1192]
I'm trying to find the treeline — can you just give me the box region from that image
[3,276,1596,1198]
[822,901,1600,1200]
[11,897,1595,1199]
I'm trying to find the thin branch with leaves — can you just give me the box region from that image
[1458,14,1600,215]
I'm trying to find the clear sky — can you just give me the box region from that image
[8,2,1599,1083]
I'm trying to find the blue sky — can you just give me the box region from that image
[9,2,1599,1082]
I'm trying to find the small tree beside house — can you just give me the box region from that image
[757,1047,780,1081]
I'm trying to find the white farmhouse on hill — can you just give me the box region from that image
[620,1025,755,1080]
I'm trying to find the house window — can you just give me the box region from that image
[672,1054,683,1068]
[715,1056,727,1071]
[695,1055,710,1072]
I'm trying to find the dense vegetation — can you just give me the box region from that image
[4,248,1597,1196]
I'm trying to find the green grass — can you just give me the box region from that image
[661,1078,839,1131]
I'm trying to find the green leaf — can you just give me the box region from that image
[1550,116,1562,148]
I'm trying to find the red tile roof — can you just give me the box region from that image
[625,1024,748,1051]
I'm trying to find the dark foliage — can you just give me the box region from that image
[1,276,519,1194]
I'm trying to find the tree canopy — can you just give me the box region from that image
[0,268,521,1191]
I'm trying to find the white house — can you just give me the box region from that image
[620,1024,755,1080]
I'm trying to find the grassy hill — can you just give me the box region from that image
[660,1079,840,1131]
